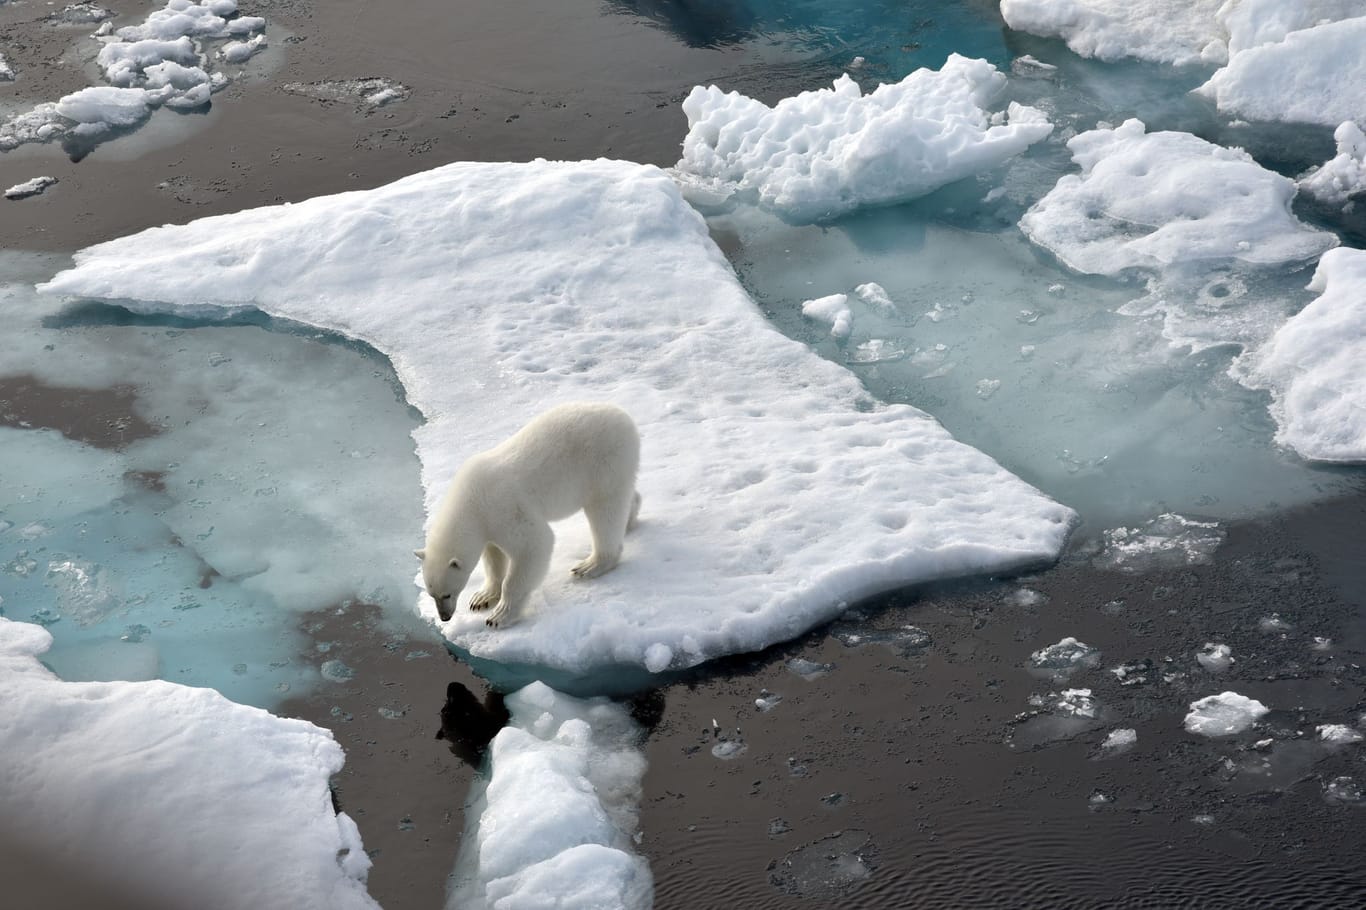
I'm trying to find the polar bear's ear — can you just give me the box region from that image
[449,558,461,569]
[414,548,426,561]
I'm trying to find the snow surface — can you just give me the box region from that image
[0,618,378,909]
[674,54,1053,221]
[1232,248,1366,462]
[999,0,1228,66]
[40,159,1077,676]
[1299,121,1366,206]
[1196,17,1366,127]
[1020,119,1337,277]
[1184,691,1269,736]
[447,682,650,910]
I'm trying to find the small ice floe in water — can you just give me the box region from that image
[119,624,151,643]
[1184,692,1269,737]
[282,77,411,108]
[802,293,853,339]
[1110,659,1154,687]
[1298,121,1366,208]
[768,818,792,837]
[1092,513,1225,573]
[1324,777,1365,806]
[1049,689,1098,719]
[1007,587,1047,607]
[47,3,114,24]
[755,689,783,712]
[975,378,1001,399]
[1258,613,1291,633]
[1312,636,1333,652]
[1012,689,1103,749]
[769,829,876,900]
[220,33,267,65]
[853,282,897,317]
[320,659,355,683]
[1197,642,1233,672]
[712,738,747,760]
[1318,724,1364,745]
[1100,728,1137,753]
[644,642,673,673]
[832,623,931,657]
[787,657,833,681]
[377,706,406,720]
[1192,814,1217,826]
[6,177,58,200]
[1029,637,1100,674]
[845,339,906,364]
[4,174,57,198]
[1011,54,1057,76]
[1088,791,1111,807]
[0,54,14,82]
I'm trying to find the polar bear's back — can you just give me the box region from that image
[483,402,639,521]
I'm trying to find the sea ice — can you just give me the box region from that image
[999,0,1228,66]
[0,618,378,909]
[1196,642,1233,672]
[1196,17,1366,127]
[1021,119,1336,278]
[1231,248,1366,462]
[1184,691,1269,736]
[802,293,853,339]
[674,54,1052,221]
[1318,724,1364,744]
[447,682,650,910]
[1029,636,1100,673]
[1299,121,1366,207]
[1101,727,1137,751]
[40,160,1077,678]
[1092,512,1225,573]
[0,52,13,81]
[4,176,58,200]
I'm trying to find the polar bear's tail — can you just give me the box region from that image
[627,490,642,532]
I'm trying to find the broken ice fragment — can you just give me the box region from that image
[1184,692,1268,737]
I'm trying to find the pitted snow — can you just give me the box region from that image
[0,618,378,909]
[40,159,1075,676]
[673,54,1052,221]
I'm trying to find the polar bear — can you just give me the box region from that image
[416,402,641,628]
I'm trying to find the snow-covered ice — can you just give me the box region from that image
[1021,119,1336,278]
[1029,636,1100,673]
[802,293,853,339]
[1318,724,1364,744]
[1232,248,1366,462]
[40,159,1077,678]
[0,618,378,909]
[674,55,1053,221]
[1299,121,1366,207]
[5,176,58,200]
[1196,17,1366,127]
[1184,691,1269,737]
[999,0,1229,66]
[447,682,650,910]
[1101,727,1137,751]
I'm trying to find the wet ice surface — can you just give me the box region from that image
[0,252,424,708]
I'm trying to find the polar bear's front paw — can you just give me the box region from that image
[469,589,498,611]
[485,604,510,628]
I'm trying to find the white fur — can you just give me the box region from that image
[417,402,641,627]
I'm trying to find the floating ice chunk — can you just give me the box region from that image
[755,689,783,712]
[712,738,747,759]
[221,33,268,64]
[0,619,378,909]
[1184,691,1269,736]
[975,378,1001,399]
[1196,642,1233,672]
[999,0,1229,66]
[40,160,1076,677]
[115,0,249,42]
[1232,248,1366,463]
[98,36,199,87]
[144,61,214,108]
[1101,728,1137,751]
[54,86,156,135]
[846,339,906,364]
[787,657,834,681]
[1299,121,1366,206]
[1318,724,1364,744]
[5,176,58,200]
[643,642,673,673]
[49,3,115,24]
[802,293,853,339]
[1092,512,1225,573]
[448,682,650,910]
[832,622,932,656]
[854,282,898,317]
[675,55,1052,221]
[1257,613,1291,633]
[1324,776,1365,805]
[1029,636,1100,673]
[1021,119,1337,277]
[1011,54,1057,76]
[282,78,412,108]
[770,829,876,900]
[1196,18,1366,127]
[0,52,12,82]
[1006,586,1046,607]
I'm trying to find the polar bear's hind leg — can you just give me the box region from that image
[572,487,639,579]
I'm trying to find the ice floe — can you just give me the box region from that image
[1196,642,1233,672]
[447,682,650,910]
[1184,691,1269,736]
[999,0,1229,66]
[674,54,1052,221]
[1232,248,1366,463]
[40,159,1077,677]
[1021,119,1337,278]
[1029,636,1100,674]
[4,176,58,200]
[802,293,853,338]
[1092,512,1225,573]
[1299,121,1366,207]
[0,618,378,909]
[1318,723,1364,744]
[1101,727,1137,751]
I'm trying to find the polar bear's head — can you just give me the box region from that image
[415,548,476,622]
